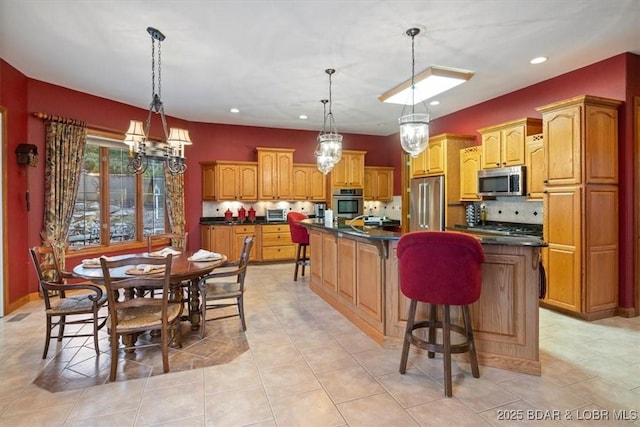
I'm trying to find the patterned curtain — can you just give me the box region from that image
[164,165,186,249]
[41,119,87,269]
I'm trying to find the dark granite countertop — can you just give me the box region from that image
[200,216,290,225]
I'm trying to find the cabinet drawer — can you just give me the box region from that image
[262,245,296,260]
[262,224,289,233]
[234,225,256,234]
[262,232,293,246]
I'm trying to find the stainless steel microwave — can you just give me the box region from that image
[478,166,526,197]
[331,188,364,219]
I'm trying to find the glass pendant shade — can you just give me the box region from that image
[399,112,429,157]
[314,69,343,174]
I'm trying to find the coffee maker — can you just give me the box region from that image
[314,203,326,219]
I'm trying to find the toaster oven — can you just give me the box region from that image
[265,208,287,222]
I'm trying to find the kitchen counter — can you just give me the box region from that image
[301,219,543,375]
[200,216,289,225]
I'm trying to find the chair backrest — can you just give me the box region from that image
[236,236,254,287]
[287,212,309,244]
[100,255,173,330]
[147,232,188,253]
[29,245,65,309]
[396,231,485,305]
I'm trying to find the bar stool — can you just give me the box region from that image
[287,211,310,281]
[397,231,485,397]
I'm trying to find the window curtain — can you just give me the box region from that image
[41,118,87,268]
[164,165,186,249]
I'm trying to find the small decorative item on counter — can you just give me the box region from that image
[224,208,233,223]
[248,206,256,222]
[238,206,246,223]
[480,204,487,226]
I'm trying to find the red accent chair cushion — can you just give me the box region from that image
[287,212,309,245]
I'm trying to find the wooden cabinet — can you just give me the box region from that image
[200,224,233,257]
[260,223,295,261]
[525,134,545,199]
[537,95,621,319]
[201,161,258,201]
[355,242,382,326]
[330,150,366,187]
[233,224,258,262]
[292,163,326,201]
[478,118,542,169]
[257,148,295,200]
[459,146,482,201]
[337,238,357,307]
[364,167,394,201]
[411,138,444,177]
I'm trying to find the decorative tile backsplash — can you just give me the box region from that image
[475,196,543,224]
[364,196,403,221]
[202,200,316,218]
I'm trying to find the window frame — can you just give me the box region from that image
[66,129,169,256]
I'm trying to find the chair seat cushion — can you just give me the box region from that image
[47,294,107,315]
[202,281,242,299]
[108,303,182,332]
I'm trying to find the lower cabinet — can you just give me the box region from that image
[200,225,232,258]
[261,223,296,261]
[233,224,258,262]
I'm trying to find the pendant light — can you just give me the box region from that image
[398,27,430,158]
[315,99,334,174]
[124,27,192,175]
[314,68,343,173]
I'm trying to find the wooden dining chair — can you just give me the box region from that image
[29,244,108,358]
[147,232,188,253]
[100,254,182,381]
[198,236,254,338]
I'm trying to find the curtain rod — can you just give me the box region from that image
[33,112,85,127]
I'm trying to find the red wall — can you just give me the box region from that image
[1,52,638,311]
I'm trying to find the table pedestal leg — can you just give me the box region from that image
[189,278,201,331]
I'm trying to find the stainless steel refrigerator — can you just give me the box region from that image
[410,175,445,231]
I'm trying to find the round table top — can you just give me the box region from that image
[72,252,228,284]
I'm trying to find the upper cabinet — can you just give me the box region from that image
[410,138,444,177]
[201,161,258,201]
[257,148,295,200]
[331,150,366,187]
[292,164,327,201]
[364,166,394,201]
[525,134,545,199]
[478,118,542,169]
[459,146,482,201]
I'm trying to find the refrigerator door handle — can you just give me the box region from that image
[423,182,430,229]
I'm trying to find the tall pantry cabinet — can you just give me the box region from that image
[537,95,622,320]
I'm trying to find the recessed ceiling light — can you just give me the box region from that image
[230,108,240,113]
[429,100,440,106]
[299,114,308,120]
[530,56,548,65]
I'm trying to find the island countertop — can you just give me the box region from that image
[300,219,547,247]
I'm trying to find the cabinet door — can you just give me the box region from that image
[309,230,323,287]
[460,148,481,201]
[502,124,526,166]
[363,168,376,200]
[257,150,277,200]
[321,232,338,293]
[292,166,310,200]
[216,165,240,200]
[308,168,326,200]
[543,105,582,185]
[525,136,545,199]
[375,168,393,201]
[481,130,503,169]
[330,157,349,187]
[276,151,294,199]
[410,149,428,177]
[543,187,582,313]
[208,226,232,258]
[585,104,619,184]
[355,242,382,328]
[425,140,444,175]
[238,164,258,200]
[201,225,212,250]
[337,238,356,306]
[202,164,216,200]
[347,153,365,186]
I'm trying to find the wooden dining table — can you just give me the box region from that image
[72,251,227,331]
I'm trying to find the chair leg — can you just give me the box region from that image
[399,299,417,374]
[443,305,452,397]
[294,244,301,281]
[301,244,307,278]
[109,332,119,382]
[200,293,207,339]
[43,316,53,359]
[58,315,66,341]
[92,311,100,356]
[428,304,437,358]
[238,296,247,331]
[462,305,480,378]
[161,324,169,374]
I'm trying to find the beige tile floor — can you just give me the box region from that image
[1,263,640,426]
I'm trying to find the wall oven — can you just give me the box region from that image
[331,188,364,219]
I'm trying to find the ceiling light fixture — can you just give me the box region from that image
[396,28,431,158]
[314,68,343,174]
[530,56,548,65]
[124,27,191,175]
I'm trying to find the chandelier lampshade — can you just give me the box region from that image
[314,69,343,174]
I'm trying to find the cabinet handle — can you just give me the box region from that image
[495,163,500,166]
[543,179,549,184]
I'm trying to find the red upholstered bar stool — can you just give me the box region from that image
[287,212,310,281]
[397,231,485,397]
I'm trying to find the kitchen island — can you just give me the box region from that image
[300,219,546,375]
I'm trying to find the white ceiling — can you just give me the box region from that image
[1,1,638,136]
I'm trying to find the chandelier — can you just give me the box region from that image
[314,68,343,174]
[398,27,430,158]
[124,27,192,175]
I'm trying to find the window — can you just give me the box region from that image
[68,134,168,250]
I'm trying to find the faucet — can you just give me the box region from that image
[348,214,368,234]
